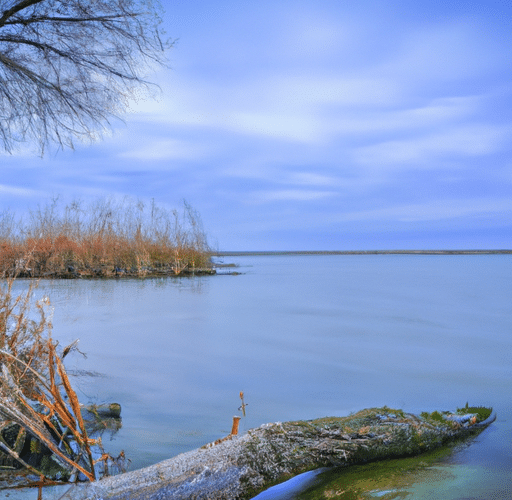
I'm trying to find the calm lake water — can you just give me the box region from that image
[5,254,512,499]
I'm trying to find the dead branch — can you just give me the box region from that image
[0,278,101,484]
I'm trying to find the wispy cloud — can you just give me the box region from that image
[333,198,512,223]
[285,172,340,187]
[0,184,40,197]
[247,189,337,204]
[353,124,510,168]
[377,20,505,84]
[118,137,208,162]
[328,94,486,136]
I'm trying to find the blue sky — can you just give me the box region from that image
[2,0,512,250]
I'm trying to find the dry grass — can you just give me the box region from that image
[0,278,104,484]
[0,198,212,278]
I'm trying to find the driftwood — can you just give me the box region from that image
[58,406,495,500]
[0,403,122,485]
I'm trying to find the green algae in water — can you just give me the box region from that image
[296,446,458,500]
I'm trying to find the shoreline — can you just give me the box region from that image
[58,406,495,500]
[214,249,511,256]
[9,266,216,280]
[4,250,508,279]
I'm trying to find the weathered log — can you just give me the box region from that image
[58,406,495,500]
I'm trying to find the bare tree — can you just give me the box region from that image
[0,0,170,154]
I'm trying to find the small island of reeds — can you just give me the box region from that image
[0,198,213,279]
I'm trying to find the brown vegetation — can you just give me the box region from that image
[0,198,213,279]
[0,279,121,487]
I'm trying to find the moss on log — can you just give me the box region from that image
[58,406,495,500]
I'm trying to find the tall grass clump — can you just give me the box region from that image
[0,198,212,278]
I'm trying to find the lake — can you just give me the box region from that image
[4,254,512,499]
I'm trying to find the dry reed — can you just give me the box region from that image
[0,198,212,279]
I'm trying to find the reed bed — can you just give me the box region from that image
[0,198,212,278]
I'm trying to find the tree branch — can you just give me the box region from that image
[0,0,169,154]
[2,13,139,26]
[0,0,45,27]
[0,35,139,81]
[0,51,59,91]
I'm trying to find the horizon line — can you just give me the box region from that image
[213,249,512,256]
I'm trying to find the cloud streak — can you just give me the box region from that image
[332,198,512,224]
[354,124,510,168]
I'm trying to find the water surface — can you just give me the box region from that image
[5,254,512,499]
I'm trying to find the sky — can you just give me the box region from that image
[2,0,512,251]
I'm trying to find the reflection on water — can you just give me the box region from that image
[258,431,508,500]
[295,444,465,500]
[5,255,512,499]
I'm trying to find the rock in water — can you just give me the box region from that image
[58,406,495,500]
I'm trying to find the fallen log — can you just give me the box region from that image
[58,406,495,500]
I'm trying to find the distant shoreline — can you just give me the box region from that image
[214,249,512,256]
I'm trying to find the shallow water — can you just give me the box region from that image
[4,254,512,498]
